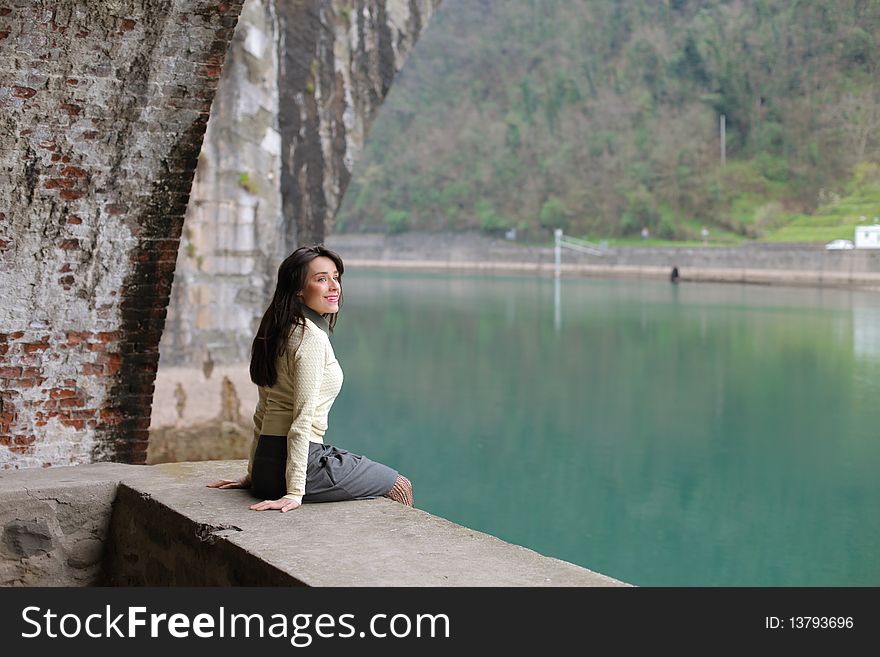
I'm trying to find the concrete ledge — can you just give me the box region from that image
[1,461,627,587]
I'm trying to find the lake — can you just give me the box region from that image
[327,269,880,586]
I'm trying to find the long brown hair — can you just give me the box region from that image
[249,245,344,387]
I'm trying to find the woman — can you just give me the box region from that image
[207,245,413,512]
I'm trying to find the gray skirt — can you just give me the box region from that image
[251,435,398,502]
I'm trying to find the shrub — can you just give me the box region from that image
[756,153,789,182]
[754,201,788,235]
[477,200,513,232]
[620,186,660,235]
[383,210,409,234]
[539,197,569,231]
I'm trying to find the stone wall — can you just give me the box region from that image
[160,0,442,367]
[162,0,283,367]
[278,0,443,247]
[0,1,246,468]
[325,232,880,275]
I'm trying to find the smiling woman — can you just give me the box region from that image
[207,245,413,511]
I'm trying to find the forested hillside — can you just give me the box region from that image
[335,0,880,243]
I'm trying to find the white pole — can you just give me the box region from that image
[554,228,562,278]
[720,114,726,166]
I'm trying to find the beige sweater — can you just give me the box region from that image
[247,312,343,496]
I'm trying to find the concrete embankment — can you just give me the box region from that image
[326,233,880,288]
[0,461,627,587]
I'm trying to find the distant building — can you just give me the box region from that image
[854,224,880,249]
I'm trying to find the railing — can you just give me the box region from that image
[554,228,607,277]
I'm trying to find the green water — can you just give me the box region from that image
[328,270,880,586]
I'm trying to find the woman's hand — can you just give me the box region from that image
[206,476,251,489]
[249,495,302,513]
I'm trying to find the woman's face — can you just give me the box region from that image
[298,256,341,315]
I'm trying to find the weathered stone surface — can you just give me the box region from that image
[147,368,252,463]
[278,0,443,247]
[2,520,55,559]
[66,537,104,568]
[0,463,140,585]
[147,418,251,464]
[0,488,113,585]
[0,1,246,469]
[160,0,442,367]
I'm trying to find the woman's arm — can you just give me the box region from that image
[207,419,259,490]
[246,431,258,483]
[281,327,326,498]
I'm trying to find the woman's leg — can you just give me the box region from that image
[384,474,413,507]
[301,442,413,505]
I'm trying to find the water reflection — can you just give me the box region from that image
[854,305,880,363]
[553,274,561,333]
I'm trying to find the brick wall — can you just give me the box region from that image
[0,0,245,468]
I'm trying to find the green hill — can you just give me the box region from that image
[336,0,880,244]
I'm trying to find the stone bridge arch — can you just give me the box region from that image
[0,0,441,468]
